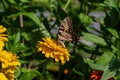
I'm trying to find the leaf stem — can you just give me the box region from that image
[64,0,71,10]
[1,0,7,11]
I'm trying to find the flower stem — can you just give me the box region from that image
[40,58,50,80]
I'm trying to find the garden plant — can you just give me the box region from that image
[0,0,120,80]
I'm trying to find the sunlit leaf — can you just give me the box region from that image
[104,0,119,11]
[81,32,107,46]
[79,13,93,24]
[96,51,114,65]
[8,0,16,4]
[101,66,116,80]
[20,0,30,3]
[106,28,119,38]
[85,58,106,70]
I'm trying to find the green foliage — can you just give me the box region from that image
[19,68,41,80]
[0,0,120,80]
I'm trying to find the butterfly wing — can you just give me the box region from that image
[57,17,79,43]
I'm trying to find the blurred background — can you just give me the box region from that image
[0,0,120,80]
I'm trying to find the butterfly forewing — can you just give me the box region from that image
[60,17,73,31]
[57,17,79,44]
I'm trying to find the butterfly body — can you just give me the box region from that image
[57,17,79,45]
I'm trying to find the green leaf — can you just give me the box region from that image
[106,28,119,38]
[11,43,28,53]
[13,32,21,44]
[111,45,118,53]
[20,69,41,80]
[15,66,21,79]
[8,12,50,37]
[85,59,106,70]
[81,32,107,46]
[6,32,28,53]
[50,0,58,11]
[21,32,31,41]
[8,0,16,4]
[96,51,114,65]
[84,51,114,70]
[33,0,49,5]
[79,13,93,24]
[50,0,67,21]
[101,66,116,80]
[104,0,119,11]
[20,0,30,3]
[73,68,84,77]
[57,4,67,20]
[20,72,36,80]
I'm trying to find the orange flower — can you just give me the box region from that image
[90,70,114,80]
[63,69,69,74]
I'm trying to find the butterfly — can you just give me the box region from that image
[57,17,80,47]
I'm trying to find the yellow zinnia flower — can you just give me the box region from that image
[0,25,8,51]
[0,73,7,80]
[0,25,20,80]
[0,41,4,51]
[1,68,15,80]
[0,25,8,42]
[0,50,20,69]
[0,50,20,80]
[37,38,70,64]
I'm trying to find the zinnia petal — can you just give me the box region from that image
[0,26,8,42]
[0,73,7,80]
[0,26,6,33]
[37,37,70,64]
[0,50,20,80]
